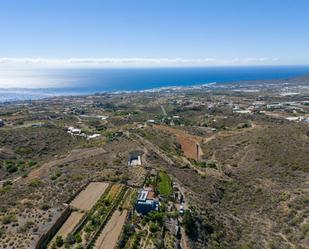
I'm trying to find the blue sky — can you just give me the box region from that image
[0,0,309,67]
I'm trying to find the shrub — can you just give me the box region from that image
[55,236,64,247]
[148,211,164,226]
[29,178,42,188]
[149,223,159,233]
[301,223,309,236]
[75,233,82,243]
[2,181,12,187]
[50,175,57,181]
[0,227,4,238]
[65,234,75,246]
[2,214,17,224]
[183,210,198,239]
[28,160,37,167]
[55,169,62,178]
[17,221,34,233]
[4,161,18,173]
[40,203,50,211]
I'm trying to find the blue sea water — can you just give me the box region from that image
[48,66,309,93]
[1,66,309,101]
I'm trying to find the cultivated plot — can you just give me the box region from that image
[94,210,128,249]
[71,182,109,211]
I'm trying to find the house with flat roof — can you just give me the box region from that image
[128,152,143,166]
[135,189,159,215]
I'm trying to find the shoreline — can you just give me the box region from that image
[0,72,308,103]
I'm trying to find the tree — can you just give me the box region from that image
[75,233,82,243]
[183,210,198,239]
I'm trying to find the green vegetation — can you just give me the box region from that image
[65,184,127,248]
[50,169,62,180]
[191,159,218,169]
[55,235,64,247]
[158,171,172,197]
[3,160,18,173]
[182,210,198,239]
[29,178,43,188]
[1,214,17,224]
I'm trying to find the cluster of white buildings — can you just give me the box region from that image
[67,126,101,140]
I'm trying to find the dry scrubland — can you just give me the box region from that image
[0,130,144,248]
[155,122,309,249]
[133,111,309,248]
[0,79,309,249]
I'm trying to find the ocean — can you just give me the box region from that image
[1,66,309,102]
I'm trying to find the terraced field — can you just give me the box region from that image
[94,210,128,249]
[52,211,84,239]
[70,182,109,211]
[47,182,137,249]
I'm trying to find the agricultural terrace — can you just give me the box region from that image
[48,183,137,249]
[94,210,128,249]
[70,182,109,211]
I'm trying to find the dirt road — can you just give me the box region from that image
[131,133,175,165]
[27,147,106,181]
[180,227,191,249]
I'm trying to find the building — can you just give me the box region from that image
[128,153,142,166]
[266,103,282,110]
[135,189,159,215]
[67,126,82,135]
[87,134,101,140]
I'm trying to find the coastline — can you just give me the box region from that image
[0,70,308,103]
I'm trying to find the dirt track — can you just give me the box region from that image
[71,182,109,211]
[27,147,106,181]
[94,210,128,249]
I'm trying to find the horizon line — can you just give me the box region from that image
[0,57,295,68]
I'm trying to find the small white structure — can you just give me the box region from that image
[128,154,142,166]
[234,110,252,114]
[179,204,184,215]
[87,134,101,140]
[146,119,155,124]
[67,126,82,135]
[286,116,304,122]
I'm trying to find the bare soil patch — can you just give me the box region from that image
[71,182,109,211]
[94,210,128,249]
[155,125,203,160]
[51,211,84,245]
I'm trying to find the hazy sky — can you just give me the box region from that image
[0,0,309,68]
